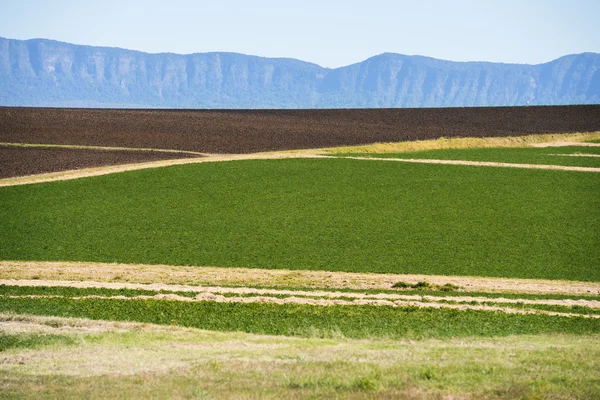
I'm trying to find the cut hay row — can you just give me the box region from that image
[3,293,597,319]
[2,279,599,308]
[2,261,599,295]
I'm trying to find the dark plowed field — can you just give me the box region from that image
[1,106,599,154]
[0,146,201,179]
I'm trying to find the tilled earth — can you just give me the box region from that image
[2,105,600,154]
[0,146,202,179]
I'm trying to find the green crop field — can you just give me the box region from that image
[1,158,598,281]
[1,295,598,339]
[334,145,600,168]
[2,138,600,399]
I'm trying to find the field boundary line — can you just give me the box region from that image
[339,156,600,172]
[531,141,600,148]
[0,153,328,187]
[550,153,600,158]
[2,150,599,187]
[1,261,598,295]
[0,141,211,156]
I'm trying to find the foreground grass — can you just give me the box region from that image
[334,146,600,168]
[1,159,599,281]
[1,314,599,399]
[0,296,598,339]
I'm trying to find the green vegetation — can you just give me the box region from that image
[2,285,598,316]
[392,281,460,291]
[335,146,600,167]
[1,158,599,281]
[1,297,598,339]
[0,284,189,299]
[2,283,599,303]
[0,333,77,351]
[2,319,599,399]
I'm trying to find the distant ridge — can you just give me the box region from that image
[1,37,599,108]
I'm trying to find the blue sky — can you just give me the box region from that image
[0,0,598,68]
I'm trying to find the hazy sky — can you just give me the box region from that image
[1,0,598,68]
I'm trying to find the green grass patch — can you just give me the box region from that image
[0,284,195,299]
[335,146,600,168]
[0,297,598,339]
[1,158,599,281]
[2,328,599,399]
[0,333,77,351]
[392,281,460,292]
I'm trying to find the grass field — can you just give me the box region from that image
[2,129,599,398]
[1,314,598,399]
[1,158,598,281]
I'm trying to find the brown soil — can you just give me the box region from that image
[0,145,202,179]
[2,106,599,154]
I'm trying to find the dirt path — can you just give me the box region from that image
[3,149,599,187]
[0,152,329,187]
[551,153,600,158]
[340,156,600,172]
[0,142,210,156]
[2,261,599,296]
[531,141,600,147]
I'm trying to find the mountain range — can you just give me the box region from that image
[1,37,599,108]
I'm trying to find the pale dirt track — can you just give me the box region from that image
[340,156,600,172]
[531,141,600,147]
[2,261,599,295]
[0,152,328,187]
[2,145,600,187]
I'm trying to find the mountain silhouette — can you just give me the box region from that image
[1,37,599,108]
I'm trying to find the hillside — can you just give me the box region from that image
[1,37,599,108]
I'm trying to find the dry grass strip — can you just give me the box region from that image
[2,279,599,309]
[1,261,598,296]
[3,292,597,319]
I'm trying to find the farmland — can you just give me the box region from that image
[0,144,203,178]
[2,105,600,154]
[1,158,599,281]
[1,106,600,398]
[334,145,600,168]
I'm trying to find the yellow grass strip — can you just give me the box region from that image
[322,132,600,154]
